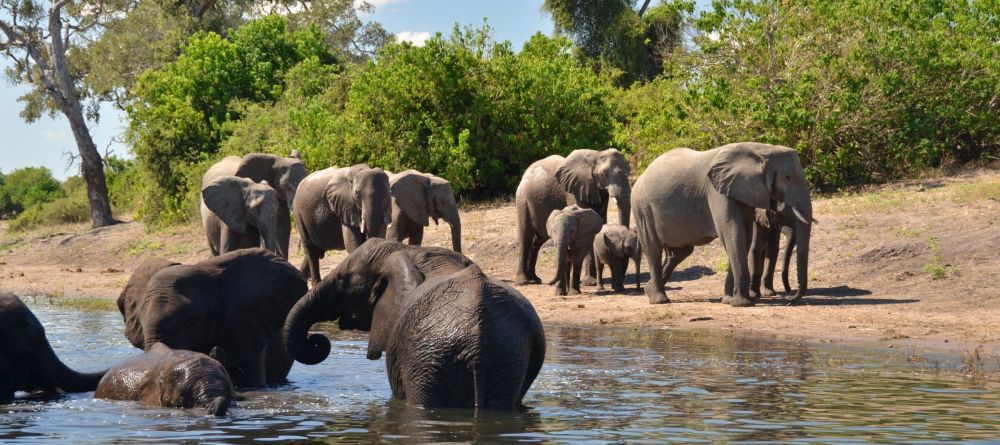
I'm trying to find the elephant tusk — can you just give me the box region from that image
[792,207,810,225]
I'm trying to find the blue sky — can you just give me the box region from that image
[0,0,555,179]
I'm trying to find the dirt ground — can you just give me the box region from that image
[2,170,998,355]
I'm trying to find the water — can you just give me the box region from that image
[2,305,998,443]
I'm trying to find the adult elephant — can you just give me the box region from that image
[387,170,462,252]
[632,142,813,306]
[294,164,391,285]
[514,148,631,285]
[117,248,307,387]
[283,239,546,410]
[1,292,106,404]
[201,151,307,258]
[201,176,282,257]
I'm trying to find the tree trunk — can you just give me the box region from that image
[65,109,116,228]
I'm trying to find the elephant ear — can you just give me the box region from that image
[390,171,431,226]
[324,166,364,227]
[234,153,278,183]
[707,144,771,209]
[203,177,250,233]
[555,150,601,206]
[368,251,425,360]
[117,258,179,350]
[212,248,308,365]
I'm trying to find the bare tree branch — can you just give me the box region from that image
[637,0,652,17]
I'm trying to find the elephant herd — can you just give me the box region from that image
[1,141,812,416]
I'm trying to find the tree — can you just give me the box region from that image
[0,166,64,217]
[1,0,118,227]
[542,0,690,84]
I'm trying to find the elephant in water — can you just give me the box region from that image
[0,292,107,404]
[293,164,391,285]
[117,248,307,387]
[546,205,604,296]
[201,152,308,258]
[201,176,282,257]
[387,170,462,252]
[632,142,813,306]
[283,239,546,411]
[514,148,631,286]
[95,343,235,416]
[593,224,642,293]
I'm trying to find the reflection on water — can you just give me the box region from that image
[2,304,998,443]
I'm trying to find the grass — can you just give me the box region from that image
[713,257,729,274]
[823,178,1000,215]
[962,346,988,383]
[922,237,954,280]
[126,238,163,256]
[35,292,117,312]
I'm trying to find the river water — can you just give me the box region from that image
[2,305,998,443]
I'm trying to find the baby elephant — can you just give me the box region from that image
[594,224,641,293]
[96,343,236,416]
[547,205,604,295]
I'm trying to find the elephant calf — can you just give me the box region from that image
[594,224,641,293]
[547,205,604,296]
[284,239,546,411]
[0,292,106,404]
[96,343,236,416]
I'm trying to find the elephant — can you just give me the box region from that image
[514,148,631,286]
[293,164,391,285]
[0,292,106,404]
[594,224,642,293]
[546,205,604,296]
[283,238,546,411]
[632,142,813,307]
[387,170,462,252]
[201,152,308,258]
[95,343,236,416]
[117,248,308,387]
[724,204,808,303]
[201,176,282,257]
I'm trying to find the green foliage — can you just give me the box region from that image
[104,156,143,215]
[618,0,1000,188]
[8,175,90,232]
[0,167,64,218]
[127,15,340,224]
[225,26,619,196]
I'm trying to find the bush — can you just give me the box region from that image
[9,184,90,232]
[0,167,64,218]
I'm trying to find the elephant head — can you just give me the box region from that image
[117,249,307,378]
[283,239,472,365]
[146,343,235,416]
[390,170,462,252]
[555,148,632,226]
[202,176,282,257]
[234,152,308,209]
[600,225,642,290]
[327,165,391,238]
[707,142,813,301]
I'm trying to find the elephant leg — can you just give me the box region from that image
[719,228,754,307]
[515,204,541,285]
[661,246,694,288]
[581,251,598,286]
[642,246,668,304]
[761,227,780,297]
[299,254,312,282]
[218,229,237,255]
[304,243,323,286]
[277,203,292,259]
[569,257,583,295]
[596,258,605,290]
[724,266,734,301]
[610,259,627,293]
[343,225,365,252]
[528,239,545,281]
[264,335,293,385]
[408,226,424,246]
[749,241,765,302]
[386,215,404,243]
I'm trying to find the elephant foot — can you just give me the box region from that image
[568,287,582,296]
[749,289,761,301]
[612,286,626,294]
[646,287,670,304]
[721,294,732,305]
[515,274,542,285]
[581,276,598,286]
[785,292,805,306]
[730,295,755,307]
[553,287,567,296]
[763,287,777,297]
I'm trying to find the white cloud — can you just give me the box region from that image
[354,0,403,12]
[41,130,69,143]
[395,31,431,47]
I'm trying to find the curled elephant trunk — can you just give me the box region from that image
[283,287,337,365]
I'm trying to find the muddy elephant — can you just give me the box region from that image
[594,224,642,293]
[546,205,604,296]
[632,142,813,306]
[515,149,631,286]
[294,164,391,285]
[117,248,307,387]
[201,152,308,258]
[387,170,462,252]
[95,343,235,416]
[283,239,546,410]
[0,292,106,404]
[201,176,282,256]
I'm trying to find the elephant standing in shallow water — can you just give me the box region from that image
[632,142,813,306]
[387,170,462,252]
[515,149,631,286]
[283,239,546,411]
[117,248,307,387]
[0,292,106,404]
[96,343,236,416]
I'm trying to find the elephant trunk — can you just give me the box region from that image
[361,199,386,239]
[781,225,795,294]
[446,211,462,253]
[549,238,570,287]
[259,225,283,258]
[45,346,106,392]
[608,185,631,227]
[789,219,810,304]
[283,287,337,365]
